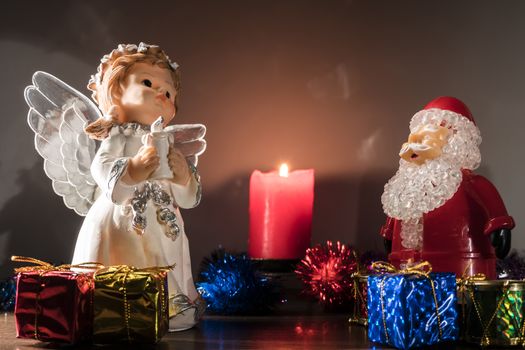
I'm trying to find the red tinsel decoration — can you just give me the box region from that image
[295,241,358,305]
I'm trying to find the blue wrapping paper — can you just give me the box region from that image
[367,272,458,350]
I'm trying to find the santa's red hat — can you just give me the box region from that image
[423,96,475,125]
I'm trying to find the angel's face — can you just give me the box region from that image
[117,62,176,126]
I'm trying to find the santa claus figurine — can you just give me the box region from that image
[380,96,515,279]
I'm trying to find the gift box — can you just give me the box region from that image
[12,256,95,344]
[349,274,368,326]
[460,279,525,347]
[367,262,458,350]
[93,264,171,344]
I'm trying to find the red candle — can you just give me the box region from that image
[248,164,314,259]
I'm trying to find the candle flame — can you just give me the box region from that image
[279,163,289,177]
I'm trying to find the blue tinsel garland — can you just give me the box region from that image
[0,276,16,312]
[196,249,278,315]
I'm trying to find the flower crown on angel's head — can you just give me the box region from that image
[87,42,181,108]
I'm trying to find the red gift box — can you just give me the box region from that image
[12,256,97,344]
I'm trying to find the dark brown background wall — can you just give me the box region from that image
[1,0,524,277]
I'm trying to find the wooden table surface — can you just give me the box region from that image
[0,312,482,350]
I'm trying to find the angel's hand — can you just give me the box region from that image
[168,145,191,185]
[123,146,160,185]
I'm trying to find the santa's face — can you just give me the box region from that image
[399,124,450,165]
[118,62,177,126]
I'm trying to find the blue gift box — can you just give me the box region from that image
[367,270,458,350]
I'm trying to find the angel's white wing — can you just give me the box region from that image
[165,124,207,166]
[25,71,101,216]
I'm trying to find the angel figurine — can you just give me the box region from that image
[25,43,207,331]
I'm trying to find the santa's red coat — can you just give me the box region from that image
[381,169,515,279]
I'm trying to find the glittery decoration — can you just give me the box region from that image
[196,249,278,315]
[108,158,128,201]
[368,272,458,350]
[117,122,150,135]
[188,162,202,208]
[131,182,180,240]
[0,276,16,312]
[497,250,525,279]
[295,241,358,305]
[462,280,525,346]
[497,290,524,341]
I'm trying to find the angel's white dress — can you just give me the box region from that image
[71,123,202,328]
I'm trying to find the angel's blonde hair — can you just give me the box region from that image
[85,43,181,140]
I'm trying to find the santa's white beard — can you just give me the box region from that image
[381,156,463,250]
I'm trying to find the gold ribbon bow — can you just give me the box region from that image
[456,271,486,307]
[94,263,175,343]
[94,263,175,277]
[372,260,432,276]
[456,263,487,291]
[456,273,487,294]
[11,255,104,274]
[371,260,443,344]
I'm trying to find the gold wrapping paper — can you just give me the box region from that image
[93,265,170,344]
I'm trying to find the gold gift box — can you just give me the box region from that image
[93,265,169,344]
[349,275,368,326]
[460,279,525,347]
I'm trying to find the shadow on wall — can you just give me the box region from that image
[182,172,252,274]
[183,170,390,276]
[311,172,389,253]
[0,160,82,277]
